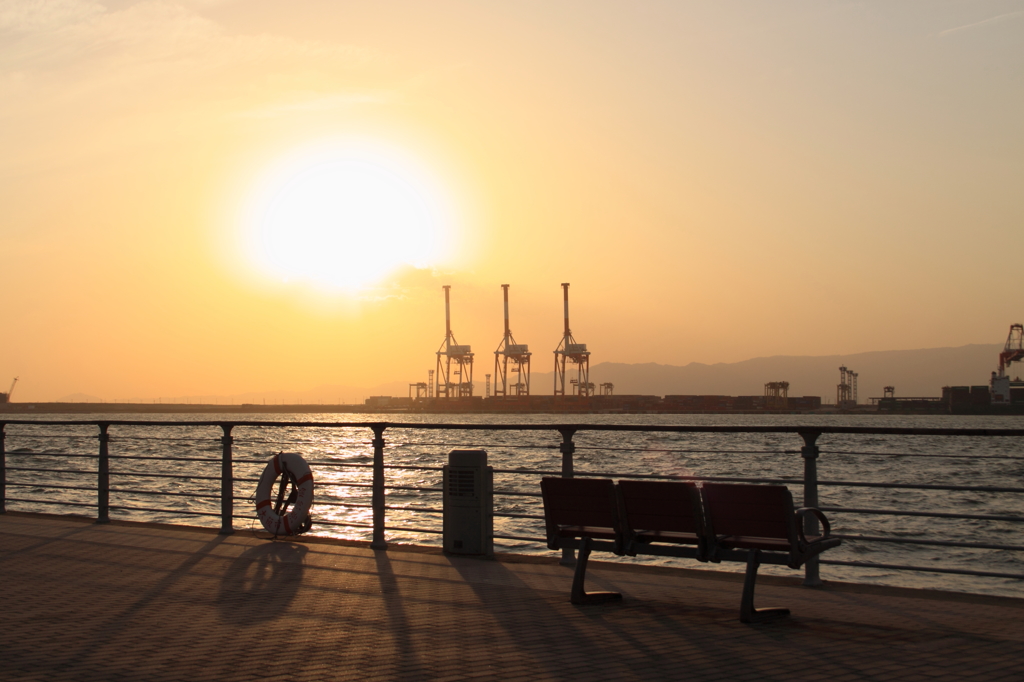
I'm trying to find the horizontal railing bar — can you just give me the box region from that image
[494,491,543,498]
[831,534,1024,552]
[3,452,97,458]
[819,506,1024,523]
[390,442,558,450]
[819,480,1024,493]
[6,482,98,492]
[384,506,442,514]
[309,520,374,529]
[494,512,545,520]
[385,485,441,493]
[6,497,96,508]
[109,471,221,481]
[1,434,96,439]
[492,468,562,476]
[822,450,1024,461]
[494,534,546,543]
[109,505,221,517]
[306,500,370,508]
[573,446,797,455]
[109,455,218,463]
[575,472,801,484]
[7,466,93,475]
[111,437,216,442]
[234,458,376,468]
[6,419,1024,436]
[382,522,442,532]
[109,489,223,501]
[234,440,362,445]
[819,559,1024,580]
[489,469,803,485]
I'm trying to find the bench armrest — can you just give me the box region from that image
[795,507,831,546]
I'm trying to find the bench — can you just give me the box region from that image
[540,477,841,623]
[539,477,624,605]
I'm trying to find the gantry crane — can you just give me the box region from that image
[493,284,531,398]
[1,377,18,404]
[999,324,1024,379]
[837,367,857,407]
[435,286,474,398]
[991,323,1024,404]
[553,283,591,397]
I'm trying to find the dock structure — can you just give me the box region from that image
[3,514,1022,682]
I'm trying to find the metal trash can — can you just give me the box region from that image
[442,449,493,556]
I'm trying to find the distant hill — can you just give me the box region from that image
[56,393,105,403]
[541,344,1002,401]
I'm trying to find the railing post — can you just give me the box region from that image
[799,430,822,586]
[1,423,6,514]
[559,427,577,566]
[97,424,110,523]
[371,424,387,550]
[220,424,234,535]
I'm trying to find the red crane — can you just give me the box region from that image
[998,324,1024,378]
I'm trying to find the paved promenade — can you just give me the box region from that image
[2,513,1022,681]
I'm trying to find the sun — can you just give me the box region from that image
[239,140,454,292]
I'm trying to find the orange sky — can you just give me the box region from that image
[2,1,1022,401]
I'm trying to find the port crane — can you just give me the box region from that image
[553,283,591,397]
[999,324,1024,380]
[493,284,531,398]
[435,286,474,398]
[1,376,18,404]
[990,324,1023,404]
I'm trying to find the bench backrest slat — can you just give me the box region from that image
[617,480,702,534]
[700,483,796,541]
[540,477,619,529]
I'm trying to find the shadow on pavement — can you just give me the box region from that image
[216,541,308,624]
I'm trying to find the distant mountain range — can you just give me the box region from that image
[578,344,1002,401]
[54,344,1003,405]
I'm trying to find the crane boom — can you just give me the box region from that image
[2,376,17,403]
[999,324,1024,377]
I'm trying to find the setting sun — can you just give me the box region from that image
[239,141,455,291]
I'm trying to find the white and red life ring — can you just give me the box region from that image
[255,452,314,536]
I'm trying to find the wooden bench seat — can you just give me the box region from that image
[541,477,841,622]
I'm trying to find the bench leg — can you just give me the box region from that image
[739,548,790,624]
[570,537,622,605]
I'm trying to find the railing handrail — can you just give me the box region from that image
[3,418,1024,437]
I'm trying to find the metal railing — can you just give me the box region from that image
[2,419,1023,589]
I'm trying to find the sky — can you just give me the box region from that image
[2,1,1022,402]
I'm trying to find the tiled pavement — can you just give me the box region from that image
[2,513,1022,681]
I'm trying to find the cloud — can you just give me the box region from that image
[235,91,394,119]
[0,0,104,33]
[0,0,390,175]
[938,10,1024,38]
[1,1,375,76]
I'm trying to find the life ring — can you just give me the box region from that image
[255,452,314,536]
